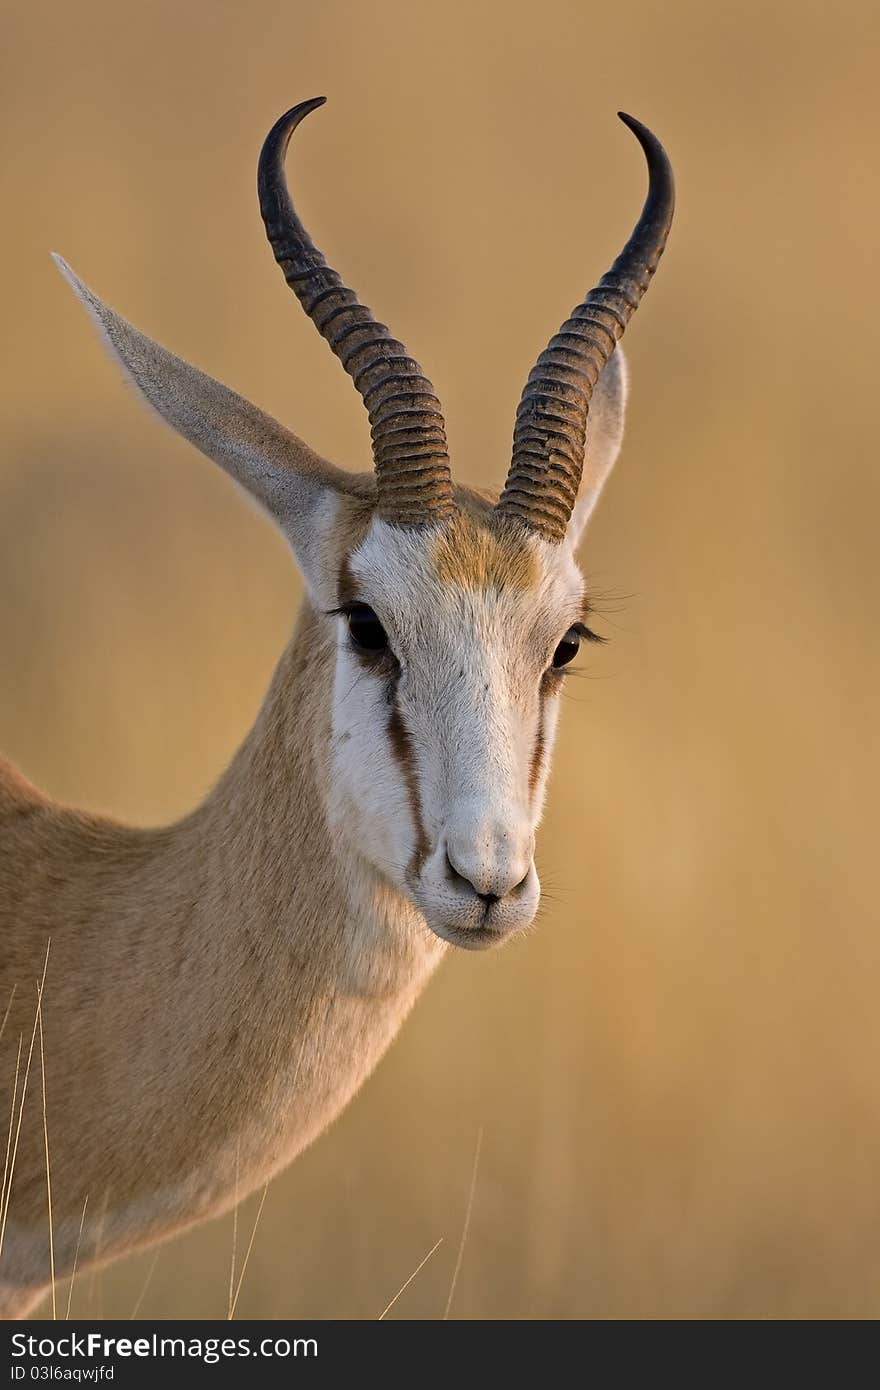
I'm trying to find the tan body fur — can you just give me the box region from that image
[0,601,444,1317]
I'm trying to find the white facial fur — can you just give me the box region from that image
[325,510,587,950]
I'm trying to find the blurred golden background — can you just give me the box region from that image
[2,0,878,1318]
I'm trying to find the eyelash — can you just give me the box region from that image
[572,621,604,645]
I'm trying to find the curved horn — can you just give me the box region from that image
[258,98,455,526]
[497,113,675,542]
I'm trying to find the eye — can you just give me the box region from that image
[345,603,389,652]
[551,626,581,669]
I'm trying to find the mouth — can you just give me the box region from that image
[422,895,517,950]
[425,917,513,952]
[411,855,541,951]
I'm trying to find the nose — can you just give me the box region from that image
[444,835,532,904]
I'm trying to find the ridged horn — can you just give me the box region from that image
[497,112,675,542]
[258,98,455,526]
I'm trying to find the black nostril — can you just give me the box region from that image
[445,850,503,906]
[444,852,480,897]
[444,848,466,887]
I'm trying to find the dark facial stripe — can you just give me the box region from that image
[335,552,427,868]
[529,689,547,798]
[387,698,430,879]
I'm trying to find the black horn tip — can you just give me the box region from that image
[259,97,328,184]
[616,112,674,188]
[277,95,327,126]
[615,110,675,232]
[616,111,660,148]
[617,111,667,162]
[616,110,645,133]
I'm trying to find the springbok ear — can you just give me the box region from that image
[53,255,361,594]
[567,348,629,549]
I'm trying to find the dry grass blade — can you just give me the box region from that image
[88,1189,109,1318]
[226,1035,306,1319]
[227,1139,240,1321]
[1,1035,23,1243]
[129,1249,161,1320]
[378,1237,443,1320]
[443,1125,483,1320]
[0,986,17,1047]
[36,978,55,1319]
[65,1195,89,1320]
[228,1183,269,1320]
[0,940,51,1262]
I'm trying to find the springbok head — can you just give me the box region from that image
[56,98,674,950]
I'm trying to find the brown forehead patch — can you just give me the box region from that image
[429,512,539,592]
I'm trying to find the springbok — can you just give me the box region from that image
[0,98,673,1317]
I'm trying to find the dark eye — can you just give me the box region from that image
[346,604,389,652]
[552,627,581,669]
